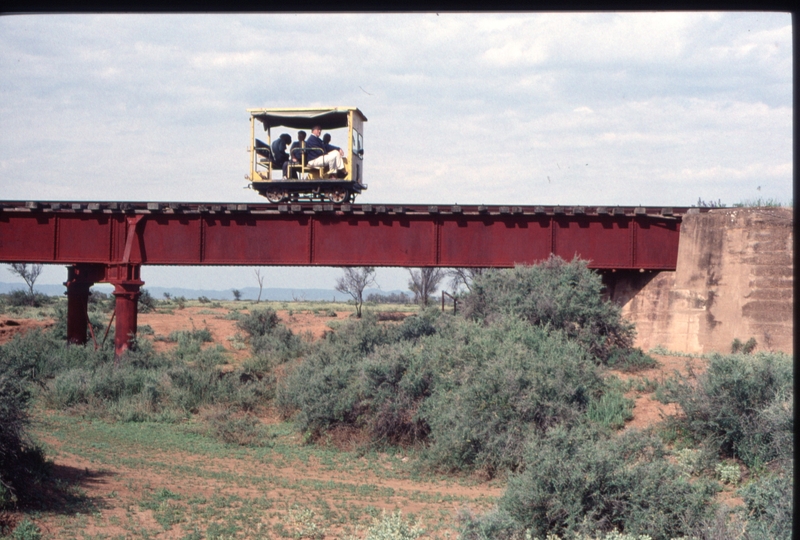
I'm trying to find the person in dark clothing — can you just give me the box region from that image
[271,134,291,171]
[286,130,308,178]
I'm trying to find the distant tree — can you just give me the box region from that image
[335,267,377,318]
[7,263,43,305]
[407,267,445,306]
[163,292,172,300]
[232,289,242,301]
[254,269,265,304]
[447,267,487,293]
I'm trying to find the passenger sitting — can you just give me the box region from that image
[271,133,291,173]
[306,125,345,179]
[287,130,307,179]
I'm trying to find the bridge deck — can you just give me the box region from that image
[0,201,697,270]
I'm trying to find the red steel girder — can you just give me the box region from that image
[0,202,689,270]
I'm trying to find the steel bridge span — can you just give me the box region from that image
[0,200,701,356]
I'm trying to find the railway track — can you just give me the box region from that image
[0,200,706,218]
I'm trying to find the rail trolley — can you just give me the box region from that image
[246,107,367,204]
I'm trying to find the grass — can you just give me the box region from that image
[25,408,496,539]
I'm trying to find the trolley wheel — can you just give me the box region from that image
[327,189,351,204]
[265,190,286,203]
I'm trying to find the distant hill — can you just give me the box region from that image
[0,282,408,302]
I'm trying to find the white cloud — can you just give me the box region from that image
[0,12,792,289]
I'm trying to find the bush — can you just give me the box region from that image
[206,409,272,447]
[3,290,52,308]
[166,328,213,343]
[737,463,793,539]
[138,288,156,313]
[0,356,48,507]
[361,511,423,540]
[661,351,793,468]
[461,257,635,363]
[279,313,609,475]
[462,424,718,540]
[237,308,281,337]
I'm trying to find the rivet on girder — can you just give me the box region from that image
[428,206,439,213]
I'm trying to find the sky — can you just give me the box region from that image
[0,12,793,294]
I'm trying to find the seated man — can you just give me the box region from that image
[271,133,292,173]
[286,130,308,178]
[306,125,346,179]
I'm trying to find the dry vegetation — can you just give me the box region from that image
[0,259,792,540]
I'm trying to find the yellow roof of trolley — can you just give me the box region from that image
[248,107,367,131]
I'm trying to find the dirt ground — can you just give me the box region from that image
[2,307,731,539]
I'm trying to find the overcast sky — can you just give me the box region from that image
[0,12,793,293]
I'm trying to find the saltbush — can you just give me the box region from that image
[461,256,635,363]
[280,313,609,474]
[461,424,718,540]
[661,351,793,468]
[737,463,793,539]
[0,348,47,507]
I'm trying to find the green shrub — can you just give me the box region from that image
[737,463,793,539]
[138,288,156,313]
[280,314,608,474]
[418,317,601,474]
[464,424,718,540]
[0,355,48,508]
[361,511,423,540]
[237,308,281,337]
[661,351,793,468]
[461,257,635,363]
[586,387,634,430]
[10,518,41,540]
[166,328,213,343]
[207,410,272,447]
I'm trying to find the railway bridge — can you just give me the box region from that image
[0,200,703,356]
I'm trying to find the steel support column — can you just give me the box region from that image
[64,264,105,345]
[112,280,142,358]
